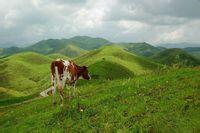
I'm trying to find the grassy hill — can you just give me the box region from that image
[152,48,200,66]
[76,45,161,76]
[183,47,200,59]
[118,42,165,57]
[46,53,70,60]
[0,68,199,132]
[68,36,111,50]
[0,52,52,99]
[55,44,87,57]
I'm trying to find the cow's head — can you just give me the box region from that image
[81,66,91,80]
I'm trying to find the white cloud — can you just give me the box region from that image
[0,0,200,46]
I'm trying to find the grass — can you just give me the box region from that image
[46,53,70,60]
[55,44,87,58]
[0,68,199,132]
[0,52,52,99]
[75,45,161,75]
[152,48,200,66]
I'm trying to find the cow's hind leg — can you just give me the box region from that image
[72,82,77,97]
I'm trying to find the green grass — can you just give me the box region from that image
[76,45,161,74]
[0,68,199,132]
[89,60,134,79]
[46,53,70,60]
[0,52,52,98]
[118,42,164,57]
[55,44,87,58]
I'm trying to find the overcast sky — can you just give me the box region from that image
[1,0,200,47]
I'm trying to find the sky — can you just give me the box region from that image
[0,0,200,47]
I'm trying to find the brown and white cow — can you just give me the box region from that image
[50,59,90,106]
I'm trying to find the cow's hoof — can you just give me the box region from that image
[53,102,56,106]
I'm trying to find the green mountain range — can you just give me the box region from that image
[152,48,200,66]
[118,42,166,57]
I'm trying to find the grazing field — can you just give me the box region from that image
[0,44,199,132]
[0,52,51,98]
[0,68,199,132]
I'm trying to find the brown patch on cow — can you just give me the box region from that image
[67,61,78,81]
[51,60,65,80]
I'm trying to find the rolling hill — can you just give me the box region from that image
[46,53,70,60]
[0,52,52,99]
[118,42,165,57]
[152,48,200,66]
[75,45,161,77]
[54,44,87,57]
[183,47,200,59]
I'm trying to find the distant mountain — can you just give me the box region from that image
[118,42,166,57]
[159,42,200,48]
[0,36,110,57]
[0,46,22,57]
[183,47,200,59]
[68,36,111,50]
[152,48,200,66]
[0,42,18,48]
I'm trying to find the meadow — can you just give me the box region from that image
[0,37,200,132]
[0,67,199,132]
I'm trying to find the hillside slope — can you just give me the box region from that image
[118,42,165,57]
[55,44,87,57]
[0,52,52,98]
[183,47,200,59]
[0,68,199,132]
[75,45,161,76]
[152,48,200,66]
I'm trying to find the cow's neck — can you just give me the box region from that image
[76,65,83,79]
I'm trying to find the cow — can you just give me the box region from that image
[50,59,91,106]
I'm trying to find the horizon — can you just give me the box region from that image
[1,0,200,47]
[0,35,200,48]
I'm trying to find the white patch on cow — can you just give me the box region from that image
[63,60,70,67]
[62,60,72,81]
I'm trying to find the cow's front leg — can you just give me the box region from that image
[67,85,72,100]
[58,79,64,107]
[72,82,77,97]
[58,88,64,107]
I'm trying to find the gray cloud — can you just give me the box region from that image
[0,0,200,47]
